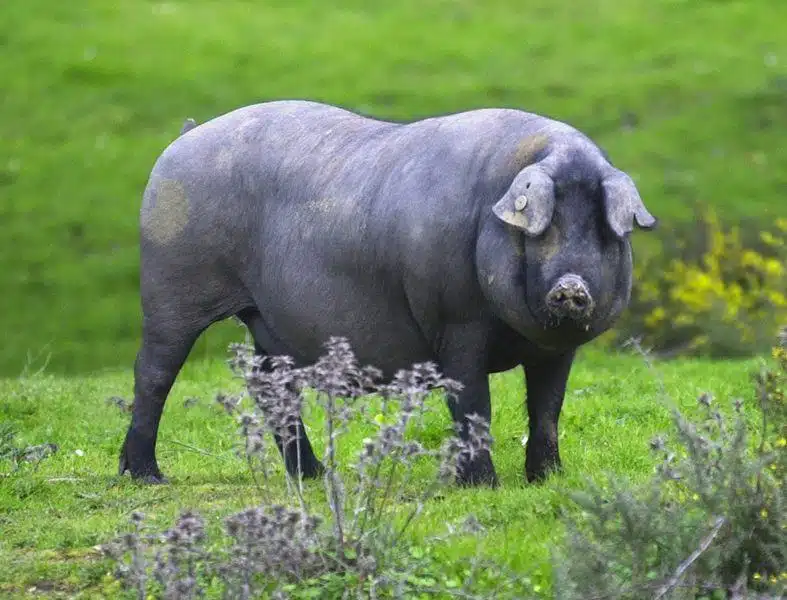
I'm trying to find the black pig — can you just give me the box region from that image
[119,101,657,486]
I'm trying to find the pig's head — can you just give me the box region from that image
[477,137,657,351]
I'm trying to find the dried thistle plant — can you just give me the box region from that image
[104,338,497,599]
[152,511,207,600]
[227,344,305,438]
[220,504,324,597]
[101,511,151,599]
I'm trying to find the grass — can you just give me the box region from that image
[2,0,787,374]
[0,345,766,598]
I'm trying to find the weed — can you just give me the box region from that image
[553,334,787,599]
[102,338,525,598]
[0,422,58,476]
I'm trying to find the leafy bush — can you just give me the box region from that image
[616,210,787,358]
[553,333,787,600]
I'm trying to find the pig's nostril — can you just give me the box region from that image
[546,275,594,320]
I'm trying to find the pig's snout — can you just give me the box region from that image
[546,274,594,321]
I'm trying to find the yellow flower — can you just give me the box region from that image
[767,291,787,307]
[776,438,787,448]
[760,231,783,247]
[645,307,666,328]
[764,259,784,277]
[775,218,787,232]
[741,249,764,269]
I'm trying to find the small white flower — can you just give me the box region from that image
[521,434,528,448]
[74,449,85,457]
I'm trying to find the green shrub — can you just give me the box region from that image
[553,333,787,599]
[615,210,787,358]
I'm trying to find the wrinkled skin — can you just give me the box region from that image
[119,100,657,486]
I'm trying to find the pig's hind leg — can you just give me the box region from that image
[119,260,250,483]
[118,312,210,483]
[236,307,325,480]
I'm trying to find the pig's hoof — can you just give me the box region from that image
[525,461,562,484]
[121,462,169,485]
[119,456,169,484]
[304,460,326,479]
[457,452,499,488]
[137,472,169,485]
[457,469,499,488]
[118,430,168,484]
[286,457,325,480]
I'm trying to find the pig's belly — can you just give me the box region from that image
[249,272,437,376]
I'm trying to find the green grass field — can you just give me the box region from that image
[0,347,767,598]
[2,0,786,375]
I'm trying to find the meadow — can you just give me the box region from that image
[0,345,773,598]
[2,0,786,597]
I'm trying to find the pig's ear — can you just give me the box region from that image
[492,166,555,237]
[602,170,657,238]
[179,118,198,136]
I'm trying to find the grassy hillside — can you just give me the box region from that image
[2,0,786,375]
[0,348,766,597]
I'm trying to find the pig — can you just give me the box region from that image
[118,100,657,487]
